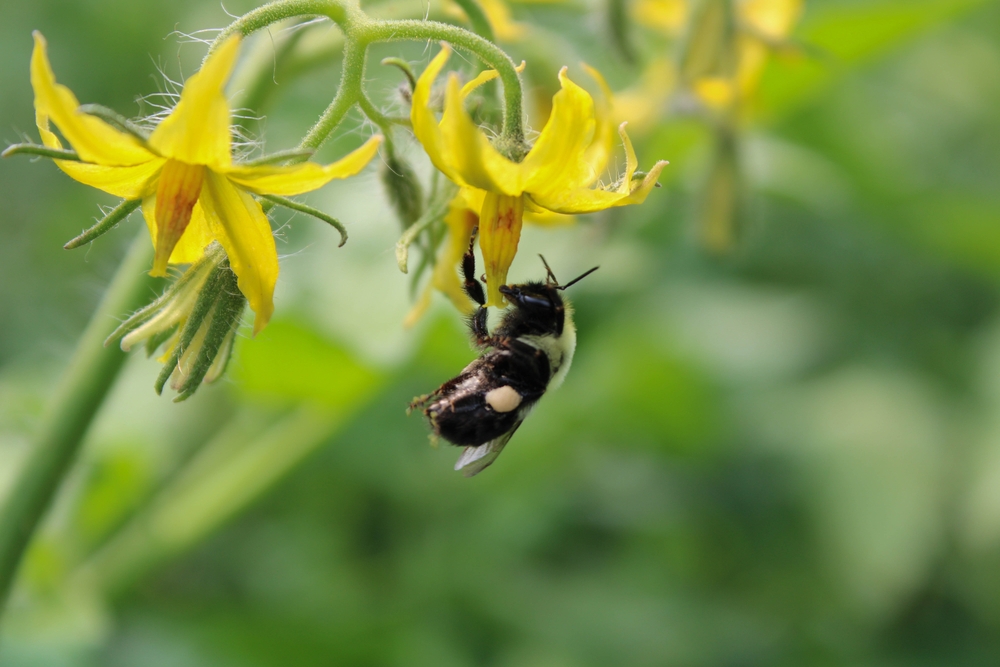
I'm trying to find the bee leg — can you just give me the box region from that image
[462,227,492,346]
[462,228,486,307]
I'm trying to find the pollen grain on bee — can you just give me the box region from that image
[485,385,522,413]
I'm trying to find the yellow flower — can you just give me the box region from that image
[30,32,381,334]
[633,0,688,36]
[686,0,803,111]
[411,44,667,306]
[444,0,528,41]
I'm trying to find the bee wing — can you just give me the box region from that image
[454,422,524,477]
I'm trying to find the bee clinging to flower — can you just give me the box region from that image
[410,229,597,476]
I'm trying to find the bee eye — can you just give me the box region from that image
[518,294,551,309]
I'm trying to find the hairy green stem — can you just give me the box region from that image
[0,232,156,617]
[299,36,367,150]
[209,0,526,152]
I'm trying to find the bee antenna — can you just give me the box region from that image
[557,266,599,290]
[538,254,558,285]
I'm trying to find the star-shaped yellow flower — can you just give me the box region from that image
[412,44,667,306]
[30,32,381,333]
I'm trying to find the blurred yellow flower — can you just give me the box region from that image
[30,32,381,334]
[411,44,667,306]
[444,0,528,41]
[687,0,803,111]
[631,0,801,113]
[633,0,688,36]
[611,57,676,136]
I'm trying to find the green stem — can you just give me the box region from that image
[360,19,525,147]
[451,0,496,42]
[298,35,365,151]
[0,232,156,617]
[210,0,349,54]
[72,407,346,599]
[208,0,526,152]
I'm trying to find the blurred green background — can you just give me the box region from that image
[3,0,1000,664]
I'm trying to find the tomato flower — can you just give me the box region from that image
[411,44,667,306]
[30,32,381,333]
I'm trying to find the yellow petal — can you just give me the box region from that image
[523,198,575,226]
[51,157,165,199]
[403,286,434,328]
[433,202,479,313]
[149,160,207,276]
[632,0,687,35]
[522,67,597,198]
[224,135,382,195]
[142,195,215,265]
[411,45,460,185]
[478,192,524,307]
[31,32,155,166]
[441,74,524,194]
[148,36,240,168]
[579,64,615,185]
[412,45,524,193]
[693,77,736,109]
[480,0,528,41]
[199,171,278,334]
[611,57,675,136]
[531,124,668,213]
[741,0,802,39]
[460,60,526,98]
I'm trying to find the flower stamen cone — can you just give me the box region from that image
[479,193,524,306]
[152,160,206,276]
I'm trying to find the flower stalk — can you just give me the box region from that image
[0,231,157,617]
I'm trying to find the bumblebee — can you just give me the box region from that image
[410,231,597,476]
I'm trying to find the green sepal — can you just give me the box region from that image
[154,350,180,396]
[241,148,316,167]
[395,180,456,274]
[144,328,176,358]
[78,104,150,142]
[65,198,142,250]
[1,143,81,161]
[260,194,348,247]
[174,268,246,402]
[104,243,225,346]
[153,262,227,396]
[380,57,418,94]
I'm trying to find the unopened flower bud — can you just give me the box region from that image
[106,243,246,401]
[380,151,424,228]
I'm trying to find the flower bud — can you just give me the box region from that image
[106,243,246,401]
[380,151,424,229]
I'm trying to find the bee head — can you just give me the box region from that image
[496,258,599,337]
[499,281,565,335]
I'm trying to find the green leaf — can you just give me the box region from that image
[234,319,382,408]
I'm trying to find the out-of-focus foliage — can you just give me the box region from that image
[2,0,1000,664]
